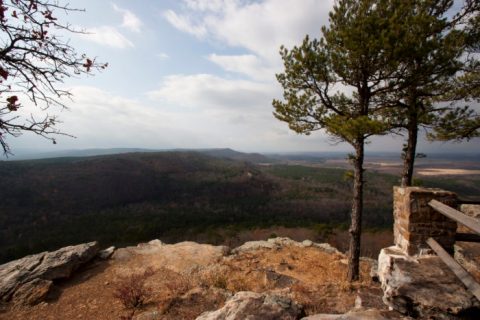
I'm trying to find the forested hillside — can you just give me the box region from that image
[1,151,478,263]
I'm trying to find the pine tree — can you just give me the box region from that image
[378,0,480,186]
[273,0,397,281]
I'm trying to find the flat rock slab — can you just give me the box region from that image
[232,237,341,255]
[114,240,230,273]
[378,246,480,317]
[195,291,304,320]
[302,309,389,320]
[0,242,99,303]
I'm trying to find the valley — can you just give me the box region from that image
[0,149,479,264]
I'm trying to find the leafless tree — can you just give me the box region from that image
[0,0,107,155]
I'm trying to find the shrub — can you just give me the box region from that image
[113,267,155,309]
[197,269,229,289]
[164,272,192,296]
[212,274,228,289]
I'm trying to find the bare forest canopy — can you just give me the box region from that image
[1,150,479,263]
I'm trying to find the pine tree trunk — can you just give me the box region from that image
[401,109,418,187]
[347,138,364,282]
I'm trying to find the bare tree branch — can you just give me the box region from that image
[0,0,107,155]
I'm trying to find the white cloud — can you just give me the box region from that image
[142,73,320,151]
[207,54,276,81]
[112,3,143,32]
[81,26,134,48]
[9,2,480,155]
[184,0,226,12]
[157,1,337,150]
[15,85,472,153]
[56,86,202,149]
[163,0,333,61]
[157,53,170,59]
[55,85,304,152]
[163,10,207,38]
[163,0,333,93]
[153,0,338,149]
[147,74,276,110]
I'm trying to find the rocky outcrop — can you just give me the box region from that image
[459,204,480,233]
[195,291,304,320]
[302,309,389,320]
[97,246,115,259]
[113,240,229,273]
[0,241,99,304]
[11,278,53,307]
[0,237,395,319]
[232,237,341,255]
[378,245,480,317]
[456,204,480,281]
[264,269,298,288]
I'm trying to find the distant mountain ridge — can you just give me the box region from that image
[198,148,271,163]
[4,148,155,160]
[3,147,272,164]
[4,147,479,163]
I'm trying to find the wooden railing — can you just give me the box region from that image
[459,199,480,205]
[427,199,480,301]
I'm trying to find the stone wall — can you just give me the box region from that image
[378,187,480,317]
[393,187,457,256]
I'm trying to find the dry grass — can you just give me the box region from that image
[113,267,155,309]
[163,271,194,296]
[193,246,376,315]
[0,243,382,320]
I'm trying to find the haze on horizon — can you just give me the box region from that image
[5,0,480,158]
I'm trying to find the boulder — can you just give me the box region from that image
[0,241,99,303]
[454,243,480,282]
[195,291,304,320]
[264,269,298,288]
[147,239,164,246]
[459,204,480,233]
[112,248,134,262]
[11,279,53,307]
[378,246,480,317]
[302,240,314,247]
[97,246,115,260]
[36,242,99,280]
[232,240,277,253]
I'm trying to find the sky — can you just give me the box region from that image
[6,0,480,156]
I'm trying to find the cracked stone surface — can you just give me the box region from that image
[378,246,480,317]
[0,242,99,304]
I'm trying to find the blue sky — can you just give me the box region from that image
[7,0,480,155]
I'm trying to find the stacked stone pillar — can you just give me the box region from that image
[376,188,480,317]
[393,187,457,256]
